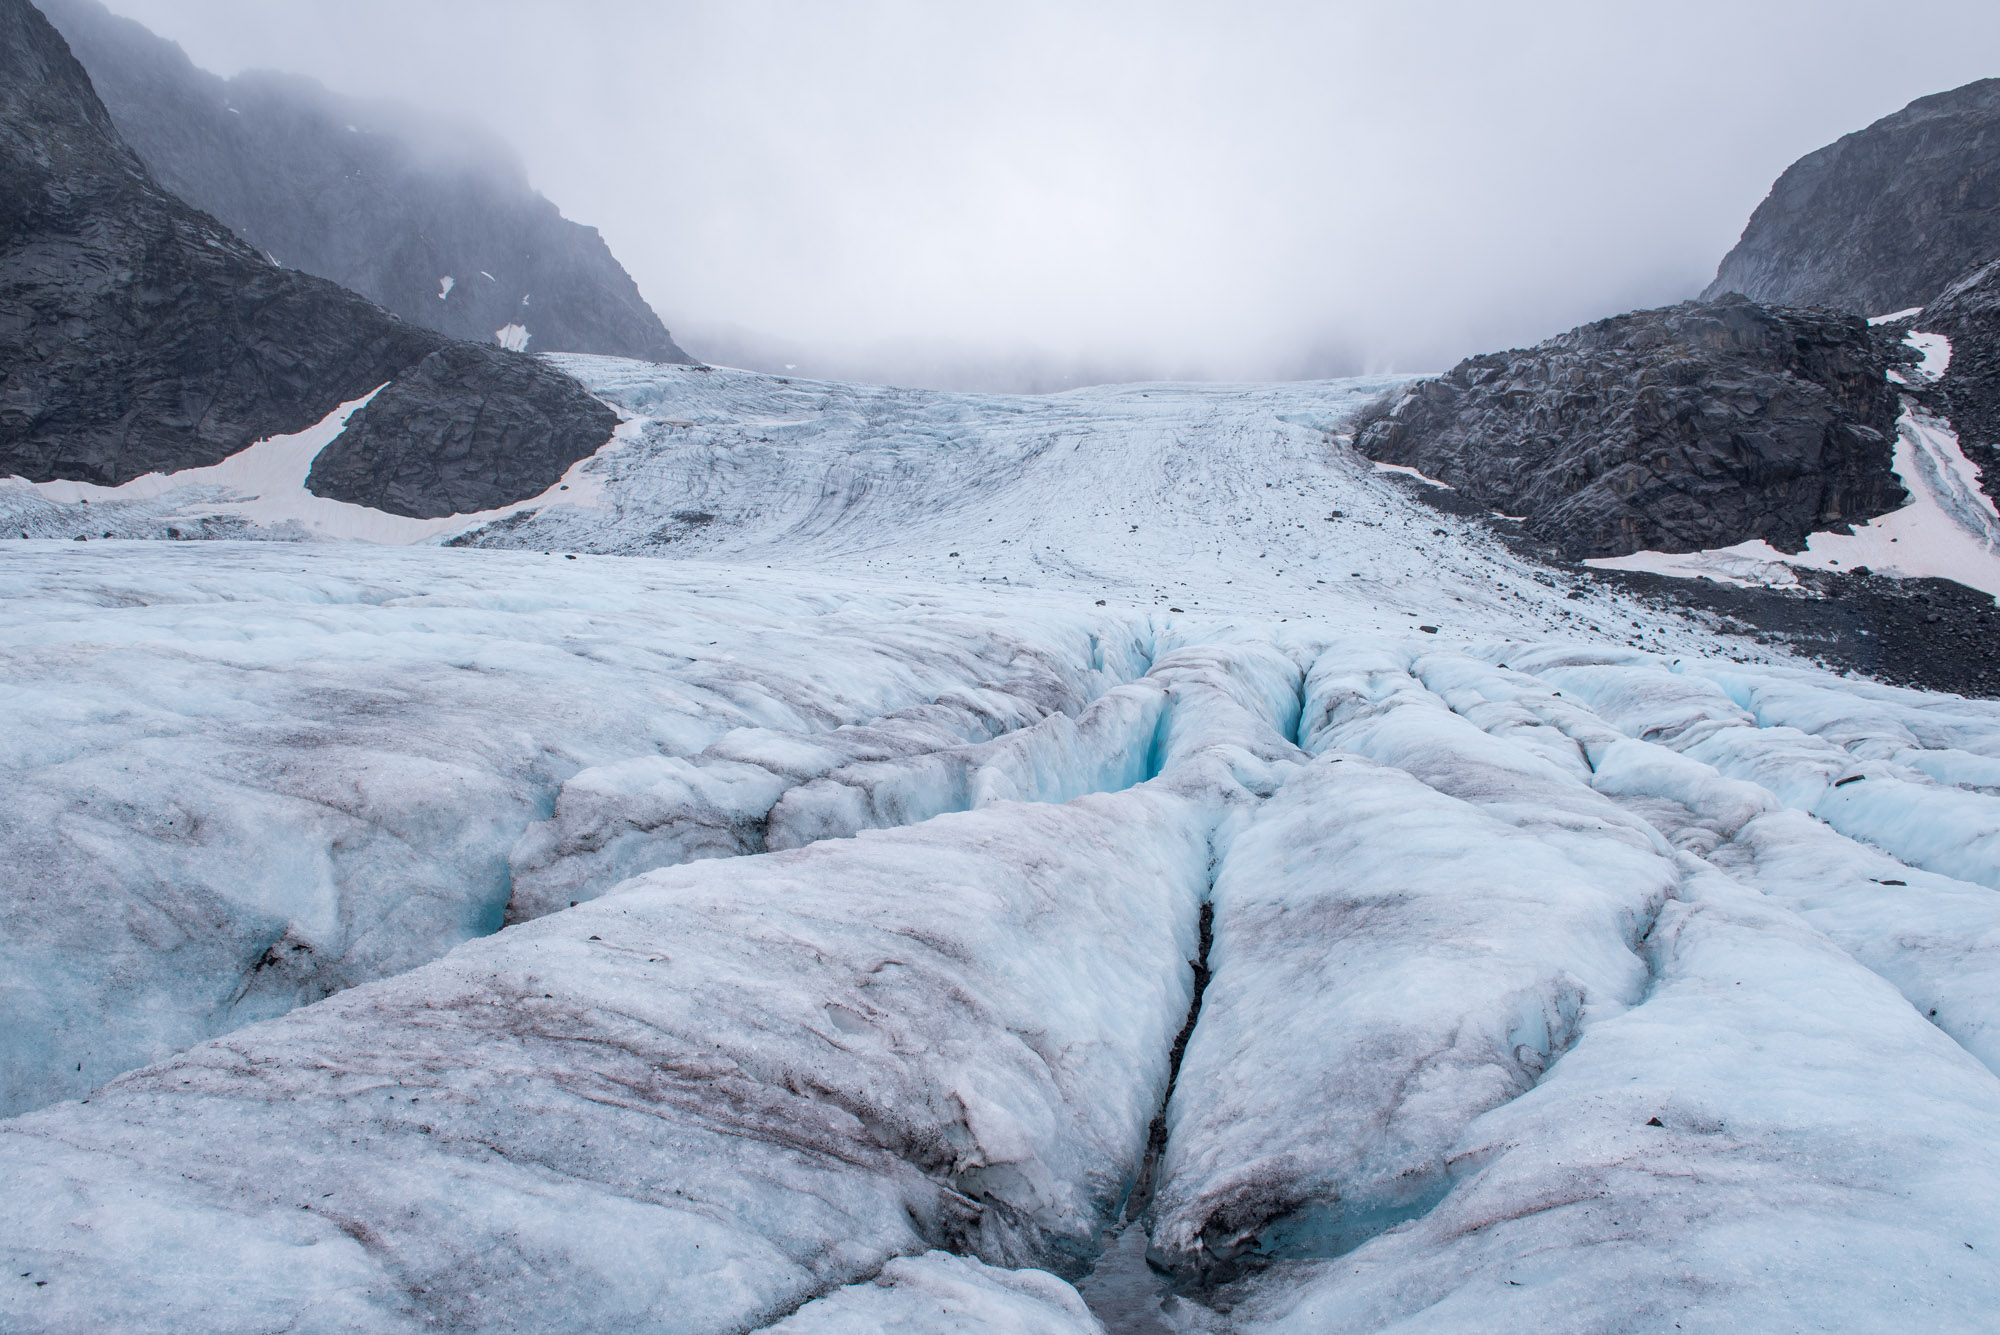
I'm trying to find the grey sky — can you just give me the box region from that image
[97,0,2000,389]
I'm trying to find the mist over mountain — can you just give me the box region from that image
[1706,79,2000,316]
[0,0,616,515]
[87,0,2000,390]
[40,0,689,365]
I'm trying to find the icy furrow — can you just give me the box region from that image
[763,680,1166,852]
[0,787,1212,1334]
[1487,650,2000,1074]
[508,628,1156,922]
[1586,733,2000,1075]
[1148,645,1678,1279]
[1215,867,2000,1335]
[1495,652,2000,889]
[510,638,1298,927]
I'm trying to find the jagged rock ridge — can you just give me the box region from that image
[1704,78,2000,315]
[1349,295,1906,560]
[40,0,691,365]
[0,0,615,517]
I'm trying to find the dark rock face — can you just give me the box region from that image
[308,344,617,518]
[0,0,616,516]
[0,0,435,484]
[1907,259,2000,510]
[1704,79,2000,315]
[40,0,691,365]
[1350,296,1906,560]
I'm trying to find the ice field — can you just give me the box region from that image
[4,357,2000,1332]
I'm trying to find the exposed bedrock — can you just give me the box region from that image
[1349,295,1907,559]
[1703,78,2000,316]
[0,0,615,516]
[303,342,618,518]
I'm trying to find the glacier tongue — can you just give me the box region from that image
[7,354,2000,1331]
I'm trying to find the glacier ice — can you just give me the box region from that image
[766,1253,1102,1333]
[0,545,1153,1116]
[1210,868,2000,1334]
[0,783,1215,1331]
[6,354,2000,1331]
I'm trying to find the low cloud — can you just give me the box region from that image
[103,0,2000,389]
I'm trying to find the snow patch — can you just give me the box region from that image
[1911,329,1953,378]
[494,322,531,352]
[1370,459,1454,489]
[437,276,454,300]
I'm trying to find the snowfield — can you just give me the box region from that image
[4,357,2000,1332]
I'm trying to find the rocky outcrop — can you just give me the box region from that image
[0,0,615,515]
[0,0,423,485]
[1350,296,1907,560]
[40,0,691,365]
[307,343,616,518]
[1704,79,2000,315]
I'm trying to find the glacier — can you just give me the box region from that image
[4,355,2000,1333]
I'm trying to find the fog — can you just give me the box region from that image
[95,0,2000,390]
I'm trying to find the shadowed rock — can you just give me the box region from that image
[39,0,691,365]
[307,342,616,518]
[0,0,615,514]
[1350,295,1906,559]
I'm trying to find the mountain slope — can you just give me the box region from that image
[0,0,615,515]
[40,0,691,365]
[1704,78,2000,314]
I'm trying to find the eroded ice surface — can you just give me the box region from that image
[767,1252,1103,1334]
[0,545,1152,1116]
[5,357,2000,1332]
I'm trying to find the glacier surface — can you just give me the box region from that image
[4,355,1999,1332]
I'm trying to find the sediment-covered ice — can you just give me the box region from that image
[0,785,1211,1333]
[767,1253,1103,1334]
[8,352,2000,1330]
[1214,868,2000,1334]
[0,545,1149,1116]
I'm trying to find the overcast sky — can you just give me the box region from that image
[98,0,2000,390]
